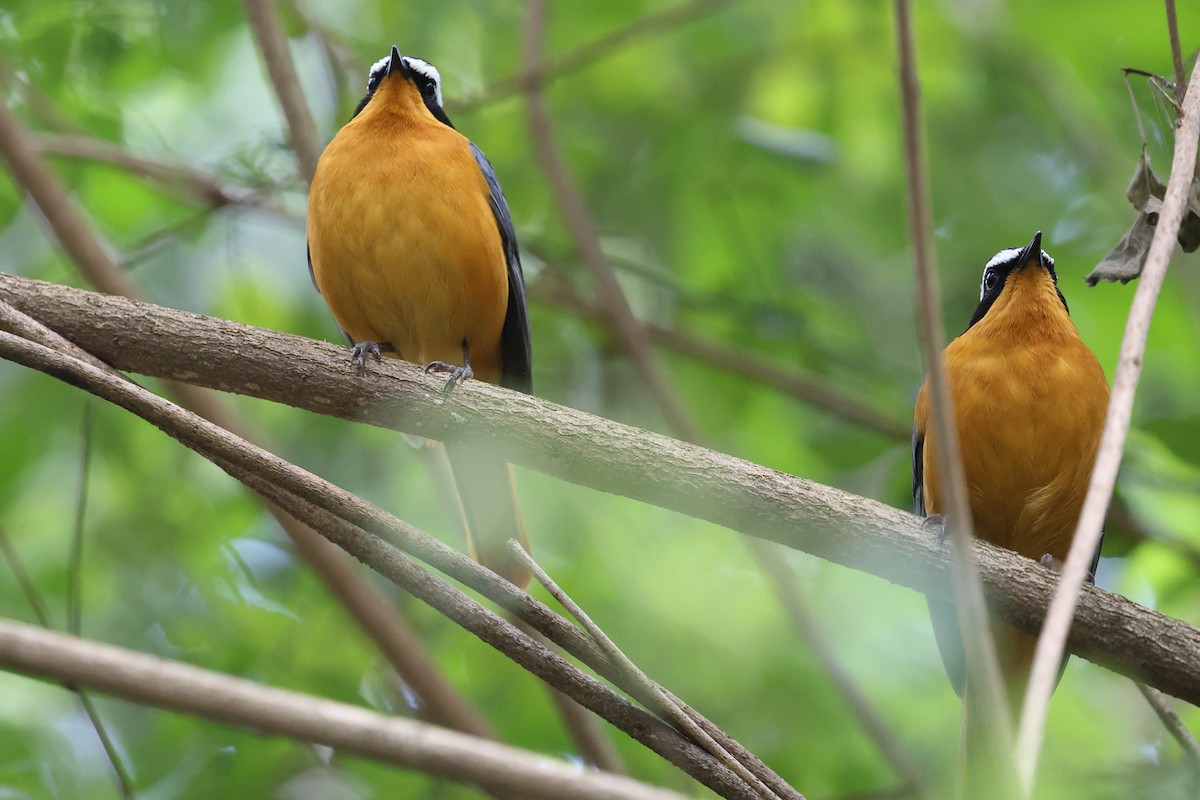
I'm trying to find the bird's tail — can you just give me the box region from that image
[443,443,531,589]
[958,628,1037,800]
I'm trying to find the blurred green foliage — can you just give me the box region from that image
[1,0,1198,798]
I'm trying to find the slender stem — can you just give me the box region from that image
[1015,58,1200,789]
[893,0,1014,786]
[521,0,701,441]
[1137,682,1200,769]
[452,0,741,113]
[240,0,322,182]
[68,401,94,637]
[751,543,925,792]
[1165,0,1186,104]
[508,540,789,800]
[513,618,629,774]
[0,527,135,797]
[0,619,690,800]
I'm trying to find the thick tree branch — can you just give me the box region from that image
[2,276,1199,707]
[0,619,690,800]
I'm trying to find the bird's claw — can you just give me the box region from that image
[351,341,383,375]
[922,513,949,545]
[1039,552,1096,584]
[425,360,473,392]
[1039,553,1064,572]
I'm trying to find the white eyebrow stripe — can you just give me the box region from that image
[985,248,1022,269]
[402,57,443,107]
[367,56,390,86]
[979,246,1057,299]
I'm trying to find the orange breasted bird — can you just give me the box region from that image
[913,232,1108,740]
[307,46,533,587]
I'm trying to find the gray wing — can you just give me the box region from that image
[471,142,532,394]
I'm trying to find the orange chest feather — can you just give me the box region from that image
[307,117,508,378]
[917,323,1109,557]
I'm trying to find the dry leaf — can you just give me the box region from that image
[1180,178,1200,253]
[1125,147,1167,210]
[1087,197,1161,285]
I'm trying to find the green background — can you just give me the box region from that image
[0,0,1198,797]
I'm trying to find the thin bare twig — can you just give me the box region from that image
[893,2,1013,789]
[68,401,93,638]
[0,529,57,629]
[34,133,245,208]
[452,0,741,113]
[532,280,908,439]
[1137,682,1200,768]
[0,100,495,742]
[511,618,628,775]
[521,0,700,440]
[0,619,690,800]
[0,57,88,136]
[751,546,925,792]
[507,541,789,800]
[1165,0,1187,104]
[241,0,322,183]
[0,528,135,797]
[1016,58,1200,789]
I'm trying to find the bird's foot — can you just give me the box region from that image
[1039,553,1063,572]
[425,360,474,392]
[351,341,383,375]
[1039,552,1096,583]
[922,513,949,545]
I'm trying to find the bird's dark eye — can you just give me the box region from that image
[984,270,998,291]
[422,81,437,98]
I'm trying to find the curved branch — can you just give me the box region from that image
[532,280,908,439]
[1,275,1199,707]
[450,0,741,114]
[894,0,1012,773]
[241,0,322,183]
[0,619,690,800]
[522,0,699,440]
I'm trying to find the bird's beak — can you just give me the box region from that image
[1017,230,1044,269]
[387,45,403,76]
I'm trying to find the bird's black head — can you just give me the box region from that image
[351,45,454,128]
[967,230,1068,329]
